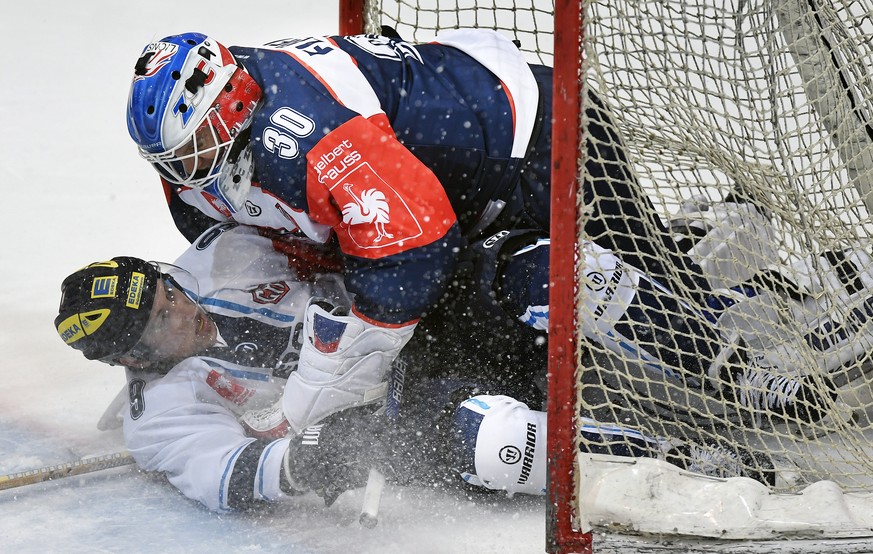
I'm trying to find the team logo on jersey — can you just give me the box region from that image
[250,281,290,304]
[128,379,146,420]
[341,183,397,243]
[306,116,456,258]
[206,370,255,406]
[337,176,423,249]
[200,189,233,218]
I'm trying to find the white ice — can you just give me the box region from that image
[0,2,546,552]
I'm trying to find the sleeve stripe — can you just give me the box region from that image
[218,441,255,511]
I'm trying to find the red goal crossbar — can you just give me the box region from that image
[338,0,365,35]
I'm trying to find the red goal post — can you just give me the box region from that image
[542,0,590,552]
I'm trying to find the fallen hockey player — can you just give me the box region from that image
[119,28,855,440]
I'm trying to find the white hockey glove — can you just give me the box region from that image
[281,300,416,435]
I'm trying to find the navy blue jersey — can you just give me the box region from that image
[233,36,521,217]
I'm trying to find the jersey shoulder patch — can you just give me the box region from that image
[306,116,457,258]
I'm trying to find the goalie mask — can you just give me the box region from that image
[127,32,262,210]
[55,257,161,363]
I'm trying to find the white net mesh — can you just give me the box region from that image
[361,0,555,64]
[578,0,873,496]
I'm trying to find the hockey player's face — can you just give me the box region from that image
[136,278,217,362]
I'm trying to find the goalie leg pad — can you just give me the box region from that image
[282,300,416,434]
[669,194,780,290]
[577,241,721,388]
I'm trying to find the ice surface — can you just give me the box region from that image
[0,2,546,552]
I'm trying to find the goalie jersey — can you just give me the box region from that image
[166,29,548,326]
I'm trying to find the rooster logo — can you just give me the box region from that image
[341,183,394,242]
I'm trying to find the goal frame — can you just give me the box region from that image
[338,1,591,551]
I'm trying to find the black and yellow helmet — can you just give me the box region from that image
[54,257,160,362]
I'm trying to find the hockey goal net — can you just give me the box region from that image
[340,0,873,552]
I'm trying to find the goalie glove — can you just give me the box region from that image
[281,300,416,435]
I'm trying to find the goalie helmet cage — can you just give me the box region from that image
[338,1,873,553]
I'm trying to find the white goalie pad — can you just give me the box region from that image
[282,300,416,434]
[781,247,873,300]
[578,453,873,539]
